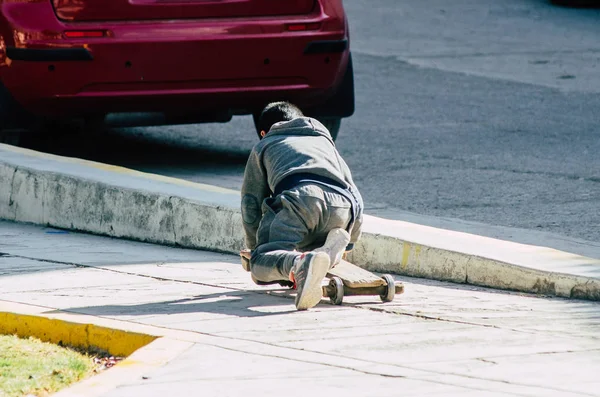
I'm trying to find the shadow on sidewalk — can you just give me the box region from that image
[53,289,336,319]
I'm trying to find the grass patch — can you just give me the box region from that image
[0,334,99,397]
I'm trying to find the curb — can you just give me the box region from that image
[0,311,155,358]
[1,143,599,300]
[0,300,192,397]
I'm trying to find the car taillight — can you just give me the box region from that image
[286,23,321,32]
[63,31,109,39]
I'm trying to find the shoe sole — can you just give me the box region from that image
[295,252,330,310]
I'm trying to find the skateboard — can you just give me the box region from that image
[323,258,404,305]
[240,249,404,305]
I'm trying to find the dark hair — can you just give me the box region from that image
[258,101,304,135]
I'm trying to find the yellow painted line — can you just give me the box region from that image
[0,301,194,397]
[0,142,239,195]
[401,241,410,270]
[0,311,156,358]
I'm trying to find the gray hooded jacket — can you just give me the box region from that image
[241,117,363,249]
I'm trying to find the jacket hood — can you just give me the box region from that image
[265,117,333,141]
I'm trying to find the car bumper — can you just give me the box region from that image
[0,1,349,117]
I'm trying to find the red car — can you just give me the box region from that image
[0,0,354,140]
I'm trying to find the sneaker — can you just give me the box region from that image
[313,228,351,269]
[289,251,330,310]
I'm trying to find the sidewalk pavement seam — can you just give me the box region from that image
[48,311,596,397]
[4,234,596,343]
[74,267,587,339]
[0,302,558,397]
[2,249,584,337]
[54,298,564,344]
[13,262,512,331]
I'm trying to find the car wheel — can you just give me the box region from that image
[0,87,10,132]
[304,53,354,141]
[251,112,263,139]
[317,117,341,142]
[0,82,26,132]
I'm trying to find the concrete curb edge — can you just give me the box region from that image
[0,300,193,397]
[1,143,599,301]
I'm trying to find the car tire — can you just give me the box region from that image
[0,86,10,132]
[304,53,354,141]
[251,53,352,142]
[0,82,26,132]
[317,117,341,141]
[251,112,263,139]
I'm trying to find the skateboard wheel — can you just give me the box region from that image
[240,256,251,272]
[380,274,395,303]
[329,276,344,305]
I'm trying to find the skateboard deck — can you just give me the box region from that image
[240,249,404,305]
[327,259,385,288]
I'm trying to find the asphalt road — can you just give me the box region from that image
[3,0,600,258]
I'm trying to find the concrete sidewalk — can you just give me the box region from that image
[1,220,599,396]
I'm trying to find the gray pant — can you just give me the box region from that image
[250,183,355,283]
